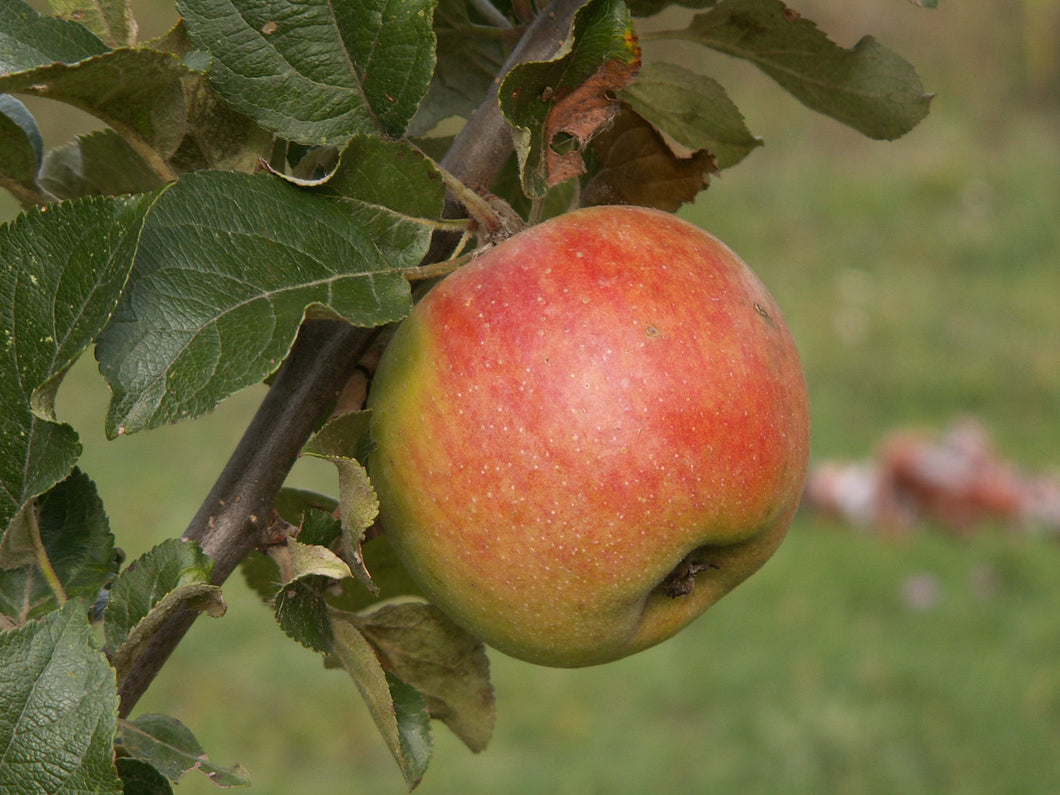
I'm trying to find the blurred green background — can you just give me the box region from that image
[8,0,1060,791]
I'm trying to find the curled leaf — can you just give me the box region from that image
[120,713,250,786]
[542,56,642,186]
[331,613,433,788]
[356,601,495,754]
[620,61,762,170]
[499,0,641,196]
[303,412,379,590]
[583,104,718,211]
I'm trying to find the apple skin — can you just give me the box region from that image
[367,205,810,667]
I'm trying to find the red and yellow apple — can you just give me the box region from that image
[366,205,810,667]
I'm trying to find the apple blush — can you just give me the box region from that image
[367,205,810,667]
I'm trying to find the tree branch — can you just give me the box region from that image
[115,0,588,719]
[117,320,376,714]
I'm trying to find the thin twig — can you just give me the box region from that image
[468,0,512,28]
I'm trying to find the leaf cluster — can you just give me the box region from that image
[0,0,934,789]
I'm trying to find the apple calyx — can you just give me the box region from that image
[659,555,721,599]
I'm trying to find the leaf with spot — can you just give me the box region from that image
[177,0,438,144]
[582,103,718,211]
[48,0,138,47]
[0,601,123,794]
[0,194,152,536]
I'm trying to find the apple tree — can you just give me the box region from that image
[0,0,933,789]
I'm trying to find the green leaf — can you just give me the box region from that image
[0,94,43,197]
[293,503,343,546]
[625,0,716,17]
[141,21,275,174]
[314,136,447,222]
[489,153,579,224]
[104,538,223,681]
[284,537,354,581]
[620,61,761,170]
[95,170,423,436]
[241,495,341,602]
[274,576,334,653]
[274,577,332,652]
[581,102,718,211]
[120,713,251,786]
[168,75,275,174]
[331,612,433,789]
[275,488,339,526]
[239,550,282,603]
[302,410,373,467]
[0,47,199,158]
[271,538,356,652]
[245,495,422,614]
[0,194,152,534]
[303,412,379,589]
[115,758,174,795]
[48,0,137,47]
[499,0,642,197]
[662,0,932,140]
[39,129,165,200]
[356,601,495,753]
[408,0,508,136]
[0,468,118,624]
[178,0,438,144]
[0,0,110,73]
[0,601,123,794]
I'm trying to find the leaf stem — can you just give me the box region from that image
[403,250,476,282]
[1,179,59,208]
[28,90,182,184]
[110,123,180,183]
[26,505,67,608]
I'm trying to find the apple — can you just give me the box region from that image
[366,205,810,667]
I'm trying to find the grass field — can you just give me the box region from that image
[14,0,1060,792]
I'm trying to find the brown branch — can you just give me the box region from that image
[115,0,588,719]
[117,320,376,714]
